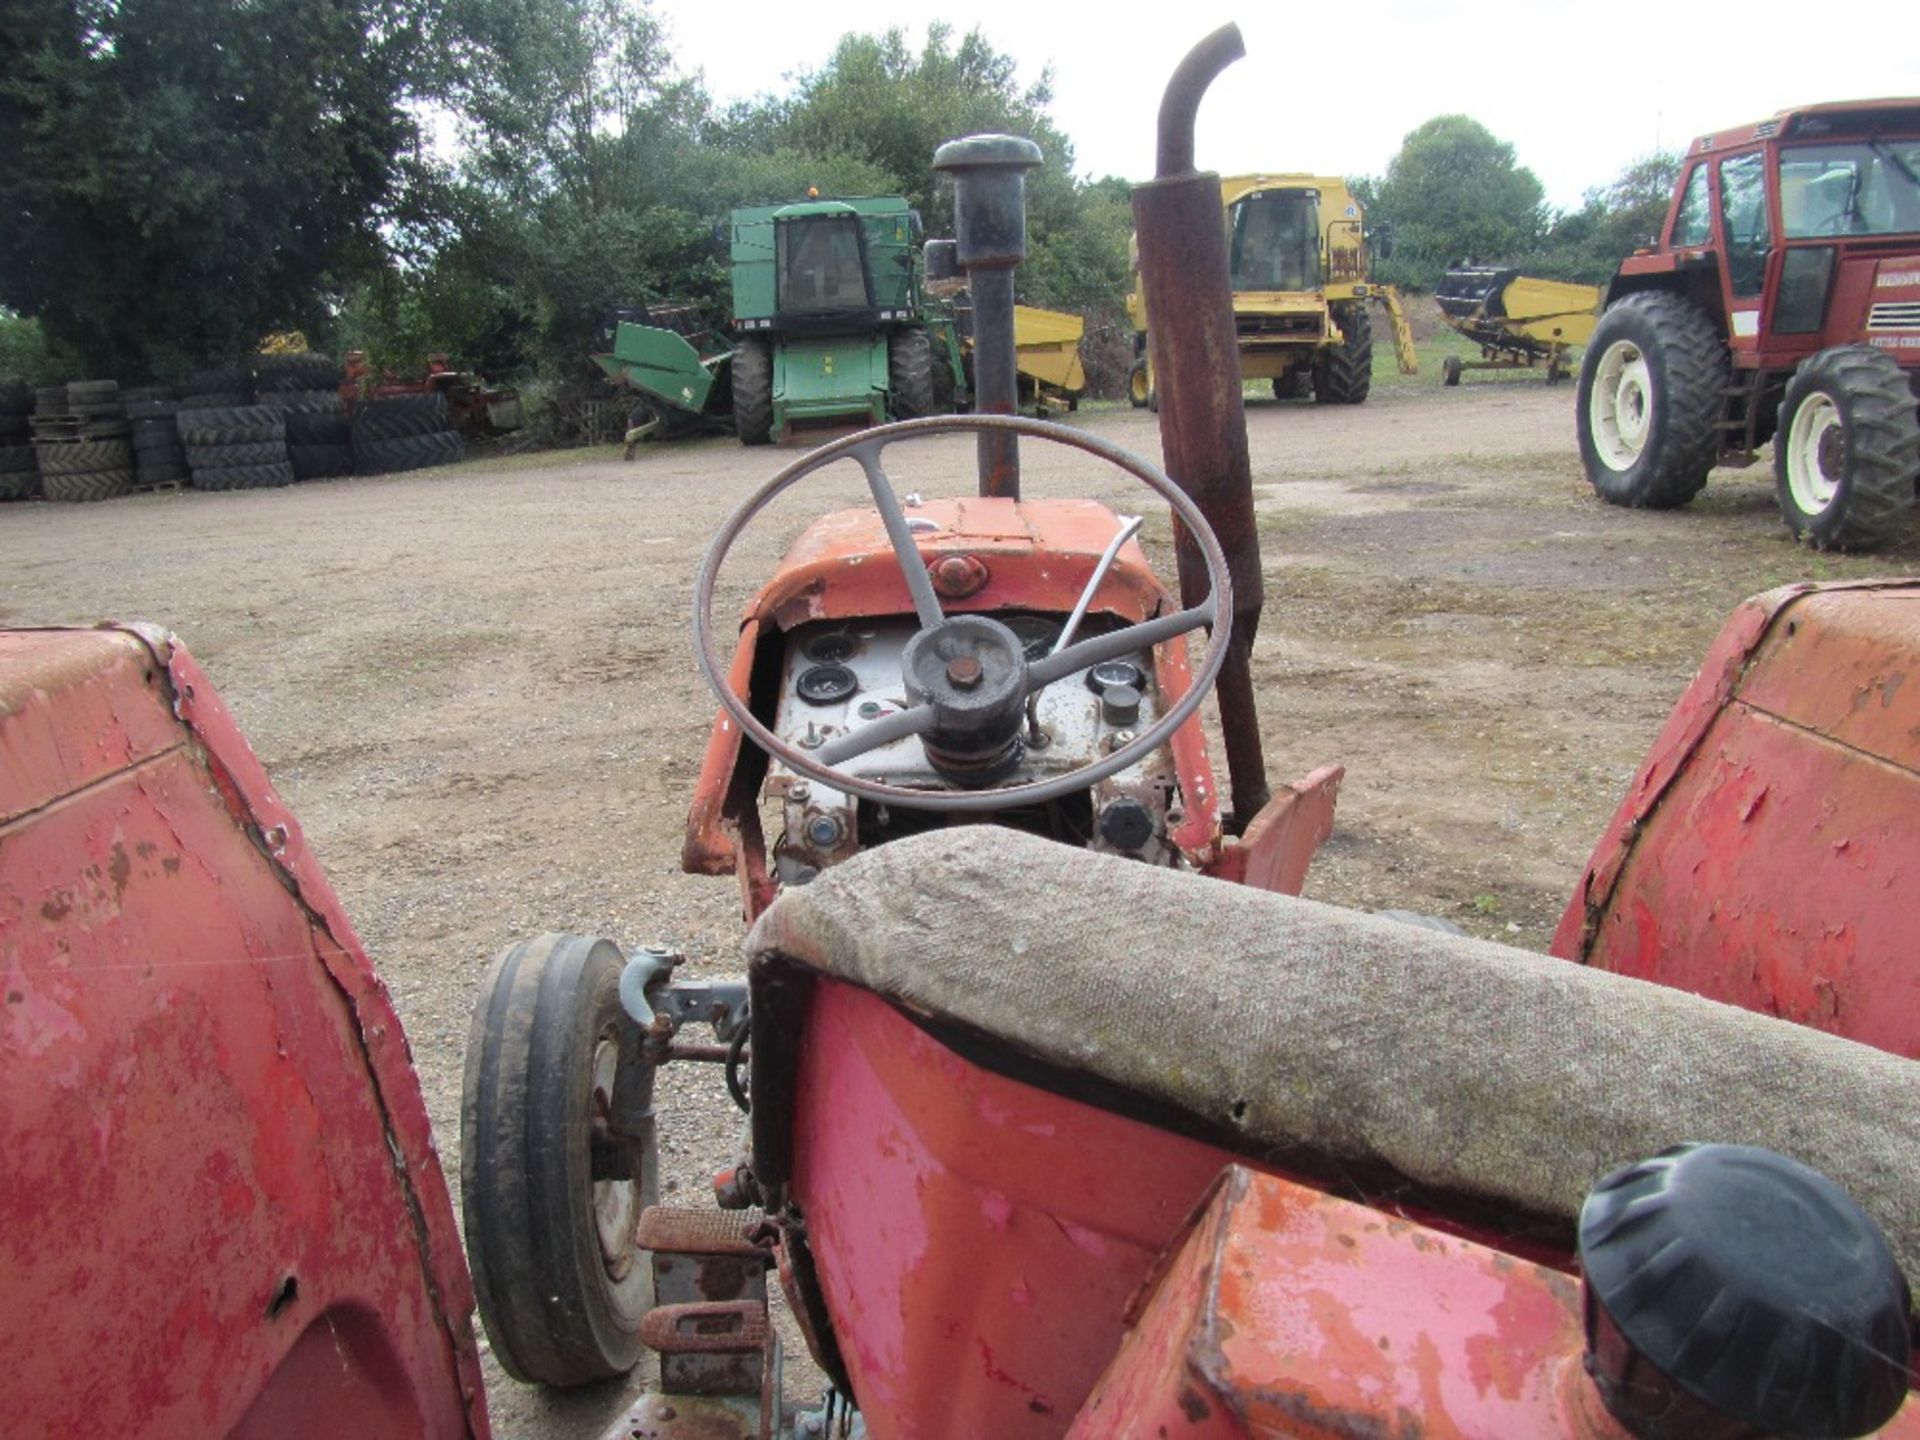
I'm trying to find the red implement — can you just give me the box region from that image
[0,625,486,1438]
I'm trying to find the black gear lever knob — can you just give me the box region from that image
[1578,1143,1910,1440]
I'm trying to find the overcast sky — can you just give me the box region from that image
[651,1,1920,209]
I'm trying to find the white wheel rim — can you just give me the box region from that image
[1785,392,1844,516]
[1589,339,1654,471]
[590,1035,637,1278]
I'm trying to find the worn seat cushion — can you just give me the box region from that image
[748,827,1920,1279]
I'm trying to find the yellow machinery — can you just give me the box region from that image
[1126,173,1417,407]
[1433,267,1602,384]
[925,248,1087,412]
[1010,304,1086,411]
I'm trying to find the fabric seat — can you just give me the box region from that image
[749,827,1920,1280]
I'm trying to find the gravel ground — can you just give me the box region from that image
[5,379,1916,1435]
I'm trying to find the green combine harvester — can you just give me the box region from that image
[596,195,966,446]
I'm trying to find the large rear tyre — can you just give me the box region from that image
[888,329,936,420]
[1576,292,1725,509]
[732,337,773,446]
[1773,346,1920,551]
[462,933,656,1387]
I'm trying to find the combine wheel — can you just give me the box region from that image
[1128,359,1150,409]
[888,329,936,420]
[1272,370,1307,400]
[732,336,773,445]
[1773,346,1920,551]
[462,934,656,1387]
[1314,302,1373,405]
[1442,355,1463,387]
[1576,292,1724,509]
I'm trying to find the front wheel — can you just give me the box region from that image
[1773,346,1920,551]
[462,933,657,1387]
[731,337,773,446]
[1314,302,1373,405]
[888,329,936,420]
[1576,292,1726,509]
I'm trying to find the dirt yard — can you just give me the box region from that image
[5,380,1916,1435]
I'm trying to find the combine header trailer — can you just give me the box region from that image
[7,29,1920,1440]
[1435,266,1602,383]
[1577,99,1920,549]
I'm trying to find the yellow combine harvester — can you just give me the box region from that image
[1433,267,1602,384]
[1126,173,1417,407]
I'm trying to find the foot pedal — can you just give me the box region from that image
[637,1204,767,1257]
[642,1205,775,1400]
[640,1300,768,1356]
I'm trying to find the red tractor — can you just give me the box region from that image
[1577,99,1920,550]
[7,31,1920,1440]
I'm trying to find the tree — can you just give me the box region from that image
[0,0,442,377]
[773,24,1069,233]
[1550,150,1682,278]
[756,25,1123,310]
[1364,116,1547,286]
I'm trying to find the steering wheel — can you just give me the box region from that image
[692,414,1233,813]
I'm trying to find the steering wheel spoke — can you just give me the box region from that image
[1025,601,1215,690]
[852,440,945,631]
[813,703,936,767]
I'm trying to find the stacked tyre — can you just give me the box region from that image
[179,367,251,410]
[123,386,190,490]
[351,394,465,476]
[255,353,351,480]
[34,380,133,502]
[0,380,36,501]
[177,405,293,491]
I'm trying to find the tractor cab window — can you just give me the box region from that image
[1229,190,1320,293]
[776,216,870,314]
[1779,141,1920,238]
[1671,165,1711,247]
[1717,152,1771,298]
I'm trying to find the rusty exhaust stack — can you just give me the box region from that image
[934,134,1044,500]
[1131,24,1270,831]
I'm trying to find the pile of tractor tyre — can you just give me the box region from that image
[0,354,466,505]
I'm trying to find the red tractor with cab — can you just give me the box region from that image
[7,30,1920,1440]
[1577,99,1920,550]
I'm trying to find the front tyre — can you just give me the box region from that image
[1774,345,1920,551]
[462,933,657,1386]
[731,337,774,446]
[1576,292,1725,509]
[1313,302,1373,405]
[888,329,936,420]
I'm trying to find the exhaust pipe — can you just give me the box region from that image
[1130,23,1271,831]
[933,134,1043,500]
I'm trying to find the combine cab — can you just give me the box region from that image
[1576,99,1920,549]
